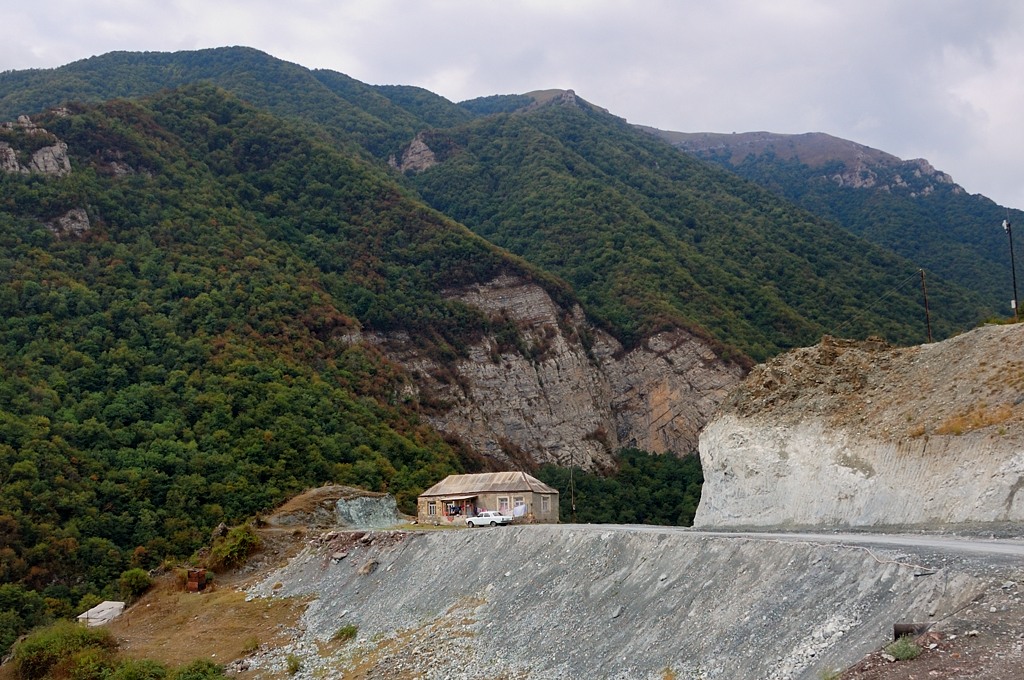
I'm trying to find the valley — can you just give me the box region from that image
[1,46,1023,679]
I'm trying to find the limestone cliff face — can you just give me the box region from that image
[695,325,1024,527]
[0,115,71,177]
[389,133,437,173]
[378,275,744,470]
[45,207,91,239]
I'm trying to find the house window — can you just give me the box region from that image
[427,501,436,516]
[498,496,510,513]
[541,495,550,513]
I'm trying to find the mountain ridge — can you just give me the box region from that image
[644,125,1018,316]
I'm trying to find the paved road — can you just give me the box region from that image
[564,523,1024,561]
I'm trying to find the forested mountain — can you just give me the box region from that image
[0,85,566,649]
[406,96,990,358]
[646,129,1021,317]
[0,47,999,357]
[0,47,1013,650]
[0,47,467,160]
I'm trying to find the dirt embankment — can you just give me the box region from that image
[725,326,1024,441]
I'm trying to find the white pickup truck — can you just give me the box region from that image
[466,510,513,527]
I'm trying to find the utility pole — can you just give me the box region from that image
[569,449,576,523]
[1004,218,1019,322]
[919,269,932,343]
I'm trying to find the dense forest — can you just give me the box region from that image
[536,448,704,526]
[0,47,999,358]
[408,102,991,358]
[666,139,1020,319]
[0,47,1016,659]
[0,86,562,651]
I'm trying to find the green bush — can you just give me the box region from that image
[885,635,921,661]
[285,653,301,675]
[332,624,358,642]
[168,659,225,680]
[119,568,154,601]
[206,524,262,572]
[108,658,169,680]
[11,620,116,680]
[59,645,117,680]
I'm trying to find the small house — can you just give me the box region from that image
[417,471,559,524]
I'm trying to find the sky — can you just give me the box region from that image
[5,0,1024,209]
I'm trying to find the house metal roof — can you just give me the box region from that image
[419,471,558,498]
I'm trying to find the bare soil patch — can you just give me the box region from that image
[104,575,305,669]
[730,325,1024,443]
[840,576,1024,679]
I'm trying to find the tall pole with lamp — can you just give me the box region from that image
[1004,218,1019,322]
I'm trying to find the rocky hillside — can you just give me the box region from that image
[695,324,1024,527]
[643,130,960,195]
[378,274,743,470]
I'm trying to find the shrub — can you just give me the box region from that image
[285,653,301,675]
[168,659,225,680]
[76,593,104,614]
[12,620,116,680]
[119,568,154,601]
[885,635,921,661]
[241,637,260,654]
[108,658,169,680]
[57,645,117,680]
[206,524,261,572]
[331,624,358,642]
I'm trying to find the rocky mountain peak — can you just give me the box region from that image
[645,128,964,197]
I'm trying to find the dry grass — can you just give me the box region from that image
[935,404,1014,436]
[986,359,1024,392]
[104,574,305,668]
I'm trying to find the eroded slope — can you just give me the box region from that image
[695,325,1024,527]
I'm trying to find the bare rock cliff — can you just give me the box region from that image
[0,114,71,176]
[377,275,744,470]
[389,132,437,173]
[695,325,1024,527]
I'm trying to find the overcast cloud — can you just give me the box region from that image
[5,0,1024,209]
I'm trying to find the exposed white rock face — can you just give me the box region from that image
[829,156,958,195]
[391,133,437,173]
[381,275,744,470]
[0,115,71,177]
[696,415,1024,527]
[334,495,401,529]
[0,144,19,173]
[46,207,91,238]
[27,141,71,175]
[695,325,1024,527]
